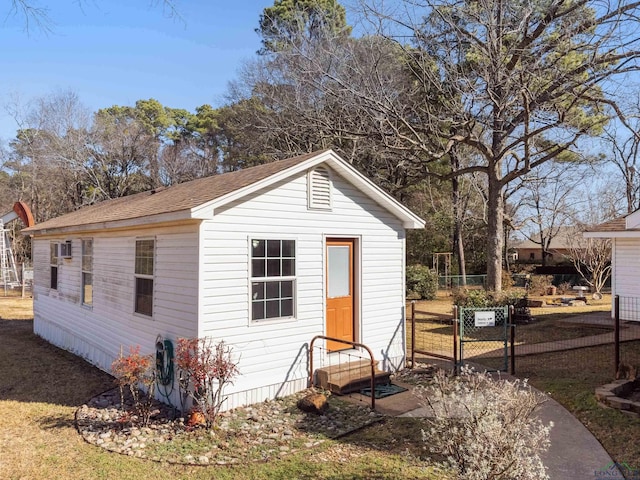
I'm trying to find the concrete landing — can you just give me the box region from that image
[342,380,423,416]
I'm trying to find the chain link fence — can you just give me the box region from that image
[409,295,640,380]
[458,306,510,372]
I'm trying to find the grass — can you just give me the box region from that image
[4,292,638,478]
[518,342,640,469]
[410,291,640,476]
[0,295,35,320]
[0,300,446,480]
[409,293,615,351]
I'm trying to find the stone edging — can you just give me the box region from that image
[74,387,384,465]
[595,379,640,415]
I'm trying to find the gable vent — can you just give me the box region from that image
[308,167,332,210]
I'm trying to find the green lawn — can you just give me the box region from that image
[0,315,445,480]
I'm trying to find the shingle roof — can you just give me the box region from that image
[515,226,579,250]
[586,216,628,233]
[23,150,327,234]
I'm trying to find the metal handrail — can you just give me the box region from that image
[309,335,377,410]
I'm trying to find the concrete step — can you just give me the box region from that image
[315,360,391,395]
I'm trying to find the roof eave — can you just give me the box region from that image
[22,210,195,236]
[191,149,426,229]
[583,230,640,238]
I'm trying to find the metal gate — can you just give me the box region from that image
[458,306,509,372]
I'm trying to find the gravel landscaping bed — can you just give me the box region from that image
[75,387,384,465]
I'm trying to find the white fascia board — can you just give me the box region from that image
[190,150,426,229]
[23,210,194,237]
[584,231,640,238]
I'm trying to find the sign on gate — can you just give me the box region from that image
[458,306,510,372]
[474,311,496,327]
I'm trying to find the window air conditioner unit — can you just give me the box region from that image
[60,241,72,258]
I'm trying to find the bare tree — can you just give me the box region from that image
[601,98,640,214]
[563,190,617,295]
[564,225,612,296]
[4,90,93,221]
[4,1,183,33]
[246,0,640,291]
[516,162,587,266]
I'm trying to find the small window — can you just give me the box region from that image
[60,240,72,258]
[135,239,154,316]
[250,239,295,321]
[50,243,59,290]
[308,167,332,210]
[82,240,93,307]
[529,252,535,260]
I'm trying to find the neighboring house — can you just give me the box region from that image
[585,213,640,322]
[513,226,580,264]
[22,149,425,409]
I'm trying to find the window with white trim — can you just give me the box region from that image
[50,243,59,290]
[135,239,154,316]
[82,239,93,307]
[251,239,295,321]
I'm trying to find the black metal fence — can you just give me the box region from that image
[409,302,515,373]
[409,296,640,380]
[409,301,458,367]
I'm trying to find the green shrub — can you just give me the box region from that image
[452,288,492,307]
[529,275,553,295]
[406,264,438,300]
[453,288,523,308]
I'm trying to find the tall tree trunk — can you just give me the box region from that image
[149,147,161,189]
[454,218,466,284]
[451,152,466,286]
[486,173,504,291]
[503,224,510,273]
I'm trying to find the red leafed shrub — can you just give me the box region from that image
[175,337,240,428]
[111,346,156,426]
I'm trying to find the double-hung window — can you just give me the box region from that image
[251,239,295,321]
[135,239,154,317]
[50,243,59,290]
[82,239,93,307]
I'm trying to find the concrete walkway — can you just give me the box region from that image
[353,375,621,480]
[340,312,634,478]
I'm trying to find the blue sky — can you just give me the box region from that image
[0,0,276,142]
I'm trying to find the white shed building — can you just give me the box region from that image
[22,150,425,409]
[585,211,640,322]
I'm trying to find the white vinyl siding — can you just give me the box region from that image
[32,224,200,406]
[612,238,640,321]
[200,168,406,408]
[31,164,410,411]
